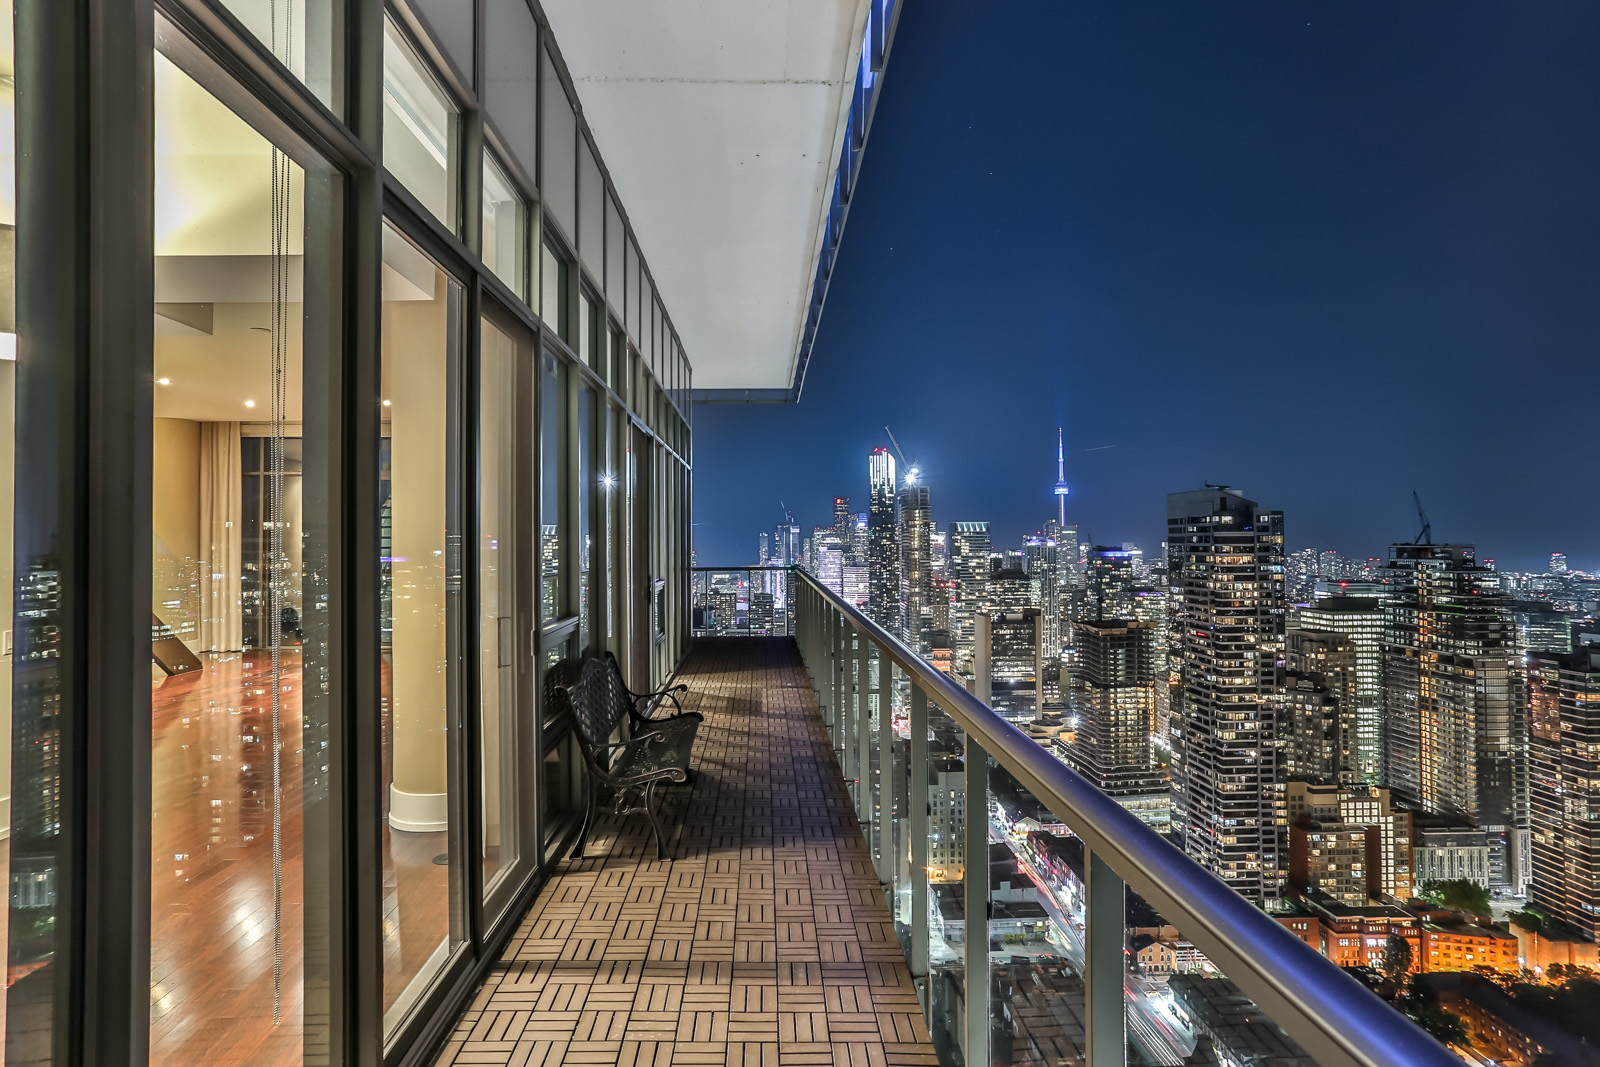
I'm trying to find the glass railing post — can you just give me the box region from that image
[838,607,851,742]
[964,738,990,1067]
[875,658,894,887]
[1085,849,1127,1067]
[856,635,871,823]
[843,624,858,799]
[908,683,929,982]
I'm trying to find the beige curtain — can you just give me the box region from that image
[198,421,243,653]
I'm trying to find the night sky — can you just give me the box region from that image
[691,2,1600,573]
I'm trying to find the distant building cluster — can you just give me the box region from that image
[697,439,1600,1059]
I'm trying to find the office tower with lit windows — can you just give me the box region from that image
[1085,545,1137,621]
[1527,638,1600,938]
[758,532,770,564]
[1023,535,1060,655]
[948,521,992,676]
[1068,619,1169,827]
[833,496,852,539]
[867,448,900,632]
[1550,552,1569,575]
[841,564,869,611]
[850,512,870,566]
[1167,486,1288,902]
[1380,542,1521,891]
[773,520,801,566]
[985,609,1043,722]
[900,480,933,651]
[989,568,1033,611]
[1293,596,1384,785]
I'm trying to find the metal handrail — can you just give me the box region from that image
[789,566,1455,1067]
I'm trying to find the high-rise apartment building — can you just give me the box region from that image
[900,482,933,650]
[1293,596,1384,785]
[948,522,992,676]
[984,610,1043,723]
[1285,628,1360,784]
[1285,782,1413,904]
[1168,487,1287,902]
[1527,640,1600,939]
[1130,588,1173,750]
[1068,620,1168,827]
[868,448,900,633]
[1379,542,1522,890]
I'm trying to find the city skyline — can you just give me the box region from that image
[691,0,1600,572]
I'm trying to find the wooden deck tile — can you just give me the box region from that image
[432,639,935,1067]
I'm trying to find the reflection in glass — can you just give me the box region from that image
[379,223,464,1033]
[539,352,565,623]
[540,237,568,342]
[383,17,458,230]
[577,385,594,653]
[211,0,342,112]
[925,700,967,1063]
[481,152,524,298]
[479,318,519,896]
[987,764,1091,1067]
[148,46,338,1064]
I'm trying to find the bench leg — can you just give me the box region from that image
[644,780,672,862]
[571,779,599,859]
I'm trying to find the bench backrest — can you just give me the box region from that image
[567,656,630,749]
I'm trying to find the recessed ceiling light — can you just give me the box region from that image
[156,377,171,386]
[244,399,256,408]
[382,399,392,407]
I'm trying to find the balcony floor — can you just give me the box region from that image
[434,637,937,1067]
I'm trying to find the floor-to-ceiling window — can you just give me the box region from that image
[378,222,465,1036]
[147,32,340,1063]
[6,2,693,1061]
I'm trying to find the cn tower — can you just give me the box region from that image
[1053,428,1069,525]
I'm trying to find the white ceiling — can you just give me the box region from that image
[541,0,871,393]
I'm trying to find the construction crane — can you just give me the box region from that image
[883,426,920,484]
[1412,490,1432,545]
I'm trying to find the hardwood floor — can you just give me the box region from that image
[431,638,938,1067]
[151,650,452,1065]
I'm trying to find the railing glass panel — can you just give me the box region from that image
[690,566,795,636]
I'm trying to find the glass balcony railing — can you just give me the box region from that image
[779,566,1456,1067]
[690,565,797,636]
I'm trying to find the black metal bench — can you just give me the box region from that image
[562,657,701,861]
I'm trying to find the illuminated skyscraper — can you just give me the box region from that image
[1379,541,1521,890]
[867,448,899,633]
[758,531,769,565]
[1023,536,1059,655]
[900,479,933,650]
[948,521,991,676]
[1085,545,1136,621]
[984,609,1042,723]
[1168,486,1287,902]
